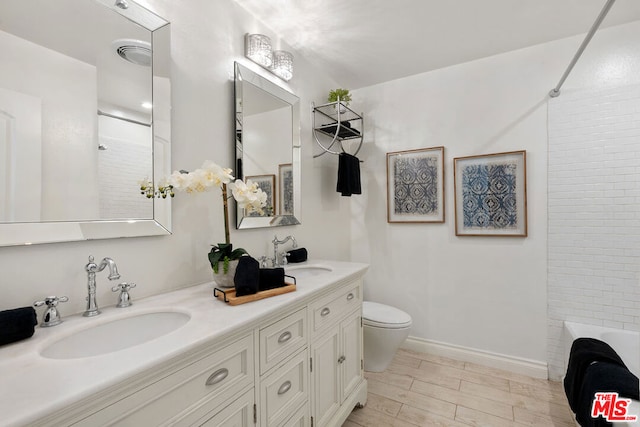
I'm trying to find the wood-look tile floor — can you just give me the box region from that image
[343,349,576,427]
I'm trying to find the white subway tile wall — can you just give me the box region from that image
[547,85,640,379]
[98,134,153,220]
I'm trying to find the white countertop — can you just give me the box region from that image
[0,260,368,427]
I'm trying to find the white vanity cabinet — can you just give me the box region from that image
[310,279,365,427]
[14,262,368,427]
[197,388,255,426]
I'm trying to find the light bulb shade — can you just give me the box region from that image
[272,50,293,81]
[245,34,273,68]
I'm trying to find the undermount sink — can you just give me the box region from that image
[41,311,190,360]
[286,264,333,279]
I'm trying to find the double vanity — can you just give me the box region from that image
[0,260,368,427]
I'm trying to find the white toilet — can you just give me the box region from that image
[362,301,412,372]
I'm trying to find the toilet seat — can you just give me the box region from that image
[363,301,412,329]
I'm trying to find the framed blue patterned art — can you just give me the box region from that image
[386,147,445,223]
[278,163,293,215]
[453,151,527,236]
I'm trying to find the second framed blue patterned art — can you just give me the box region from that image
[453,150,527,237]
[387,147,445,223]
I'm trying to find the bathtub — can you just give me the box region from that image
[564,321,640,426]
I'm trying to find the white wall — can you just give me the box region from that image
[0,88,41,222]
[0,0,349,317]
[351,21,640,371]
[0,29,98,221]
[547,85,640,379]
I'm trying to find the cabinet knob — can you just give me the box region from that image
[205,368,229,386]
[338,355,346,364]
[277,380,292,395]
[321,307,330,317]
[278,331,292,344]
[346,293,354,301]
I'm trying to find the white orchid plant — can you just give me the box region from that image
[164,160,268,273]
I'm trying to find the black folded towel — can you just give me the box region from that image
[564,338,628,412]
[319,122,359,139]
[575,361,639,427]
[336,152,362,197]
[286,248,308,263]
[259,268,286,291]
[0,307,37,346]
[234,256,260,296]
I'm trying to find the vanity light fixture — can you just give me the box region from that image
[244,34,294,81]
[245,34,273,68]
[272,50,294,81]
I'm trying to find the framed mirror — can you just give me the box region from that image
[234,62,301,229]
[0,0,171,246]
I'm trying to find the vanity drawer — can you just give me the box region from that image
[282,402,310,427]
[196,388,254,427]
[260,348,309,427]
[73,333,254,427]
[311,281,362,332]
[260,307,307,374]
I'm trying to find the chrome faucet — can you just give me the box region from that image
[84,255,121,317]
[272,235,297,267]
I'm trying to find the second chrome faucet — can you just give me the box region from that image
[83,255,121,317]
[272,235,297,267]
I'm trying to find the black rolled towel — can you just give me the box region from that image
[337,152,362,197]
[574,361,639,427]
[234,256,260,296]
[286,248,308,263]
[564,338,628,412]
[0,307,37,346]
[259,268,286,291]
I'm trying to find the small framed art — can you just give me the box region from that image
[386,146,445,223]
[453,150,527,237]
[278,163,293,215]
[245,174,276,217]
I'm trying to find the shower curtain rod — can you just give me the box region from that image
[549,0,616,98]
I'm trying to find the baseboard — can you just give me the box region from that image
[402,336,548,379]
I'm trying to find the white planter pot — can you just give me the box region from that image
[212,259,239,288]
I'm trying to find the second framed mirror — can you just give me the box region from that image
[234,62,301,229]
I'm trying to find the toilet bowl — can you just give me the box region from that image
[362,301,412,372]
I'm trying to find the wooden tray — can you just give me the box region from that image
[214,282,296,306]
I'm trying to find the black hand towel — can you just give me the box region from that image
[286,248,308,263]
[564,338,628,412]
[574,361,639,427]
[234,256,260,296]
[337,152,362,197]
[0,307,37,346]
[259,268,286,291]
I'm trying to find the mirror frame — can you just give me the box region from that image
[234,62,301,229]
[0,0,171,247]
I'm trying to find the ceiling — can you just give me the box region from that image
[234,0,640,89]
